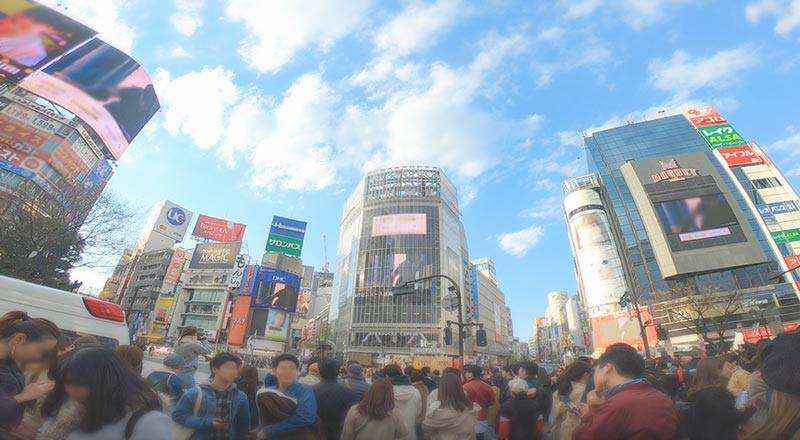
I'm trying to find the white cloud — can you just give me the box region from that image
[171,0,205,37]
[498,225,545,256]
[155,67,239,148]
[523,196,564,220]
[560,0,691,29]
[225,0,373,74]
[765,127,800,157]
[535,27,566,43]
[170,47,191,57]
[649,46,758,97]
[36,0,134,53]
[746,0,800,36]
[375,0,464,58]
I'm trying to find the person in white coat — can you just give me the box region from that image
[384,364,421,440]
[423,372,479,440]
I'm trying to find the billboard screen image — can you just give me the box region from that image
[591,309,658,350]
[0,0,95,82]
[654,194,738,243]
[21,38,160,159]
[251,267,301,312]
[265,310,290,342]
[372,213,427,236]
[227,295,251,346]
[192,214,246,242]
[189,242,243,270]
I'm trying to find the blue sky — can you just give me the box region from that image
[51,0,800,341]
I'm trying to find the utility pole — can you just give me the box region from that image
[620,291,651,359]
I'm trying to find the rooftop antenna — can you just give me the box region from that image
[323,235,330,273]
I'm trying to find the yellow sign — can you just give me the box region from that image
[412,356,453,370]
[147,297,175,338]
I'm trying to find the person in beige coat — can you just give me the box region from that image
[341,378,409,440]
[423,372,479,440]
[551,361,592,440]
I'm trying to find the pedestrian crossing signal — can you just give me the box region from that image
[476,329,487,347]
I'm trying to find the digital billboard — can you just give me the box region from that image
[164,248,186,284]
[192,214,246,242]
[591,309,658,350]
[21,38,160,159]
[684,107,727,128]
[698,124,746,149]
[148,200,193,241]
[251,267,301,312]
[0,0,96,82]
[188,242,243,270]
[265,310,290,342]
[372,213,427,236]
[654,194,738,243]
[717,146,762,167]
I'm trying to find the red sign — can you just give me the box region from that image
[685,107,727,128]
[192,214,247,242]
[785,256,800,271]
[0,145,43,172]
[717,145,762,167]
[0,116,47,147]
[227,295,252,346]
[52,143,87,178]
[590,309,658,350]
[164,248,187,284]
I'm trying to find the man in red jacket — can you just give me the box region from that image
[463,364,496,440]
[573,343,678,440]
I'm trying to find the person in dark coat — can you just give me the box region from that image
[339,363,371,401]
[235,365,263,430]
[498,378,542,440]
[313,358,360,440]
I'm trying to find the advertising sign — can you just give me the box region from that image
[784,256,800,271]
[698,124,746,149]
[239,265,259,295]
[718,146,762,167]
[684,107,727,128]
[21,39,160,159]
[269,216,307,240]
[412,356,453,370]
[146,297,175,339]
[0,0,96,82]
[0,114,48,148]
[772,230,800,244]
[493,303,503,343]
[81,159,113,195]
[301,265,314,289]
[227,295,251,346]
[372,213,427,236]
[264,310,290,342]
[151,200,193,241]
[251,267,302,312]
[164,248,187,284]
[228,254,248,288]
[192,214,247,242]
[655,194,738,243]
[590,309,658,350]
[265,233,303,257]
[0,145,44,173]
[758,201,799,216]
[189,242,243,270]
[470,266,480,319]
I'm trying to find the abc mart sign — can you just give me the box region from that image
[265,233,303,257]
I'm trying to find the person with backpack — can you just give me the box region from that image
[146,354,185,411]
[40,345,172,439]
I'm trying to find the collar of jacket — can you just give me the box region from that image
[600,377,649,400]
[390,375,412,386]
[346,374,366,381]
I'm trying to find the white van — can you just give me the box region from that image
[0,275,130,347]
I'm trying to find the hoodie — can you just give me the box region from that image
[389,376,422,440]
[422,400,479,440]
[173,336,212,374]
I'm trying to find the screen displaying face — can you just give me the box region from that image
[654,194,738,242]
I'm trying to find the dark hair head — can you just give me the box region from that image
[410,370,425,383]
[464,364,482,379]
[432,370,441,375]
[357,378,395,419]
[438,372,472,412]
[239,365,259,386]
[442,367,460,376]
[519,362,539,377]
[210,353,242,371]
[687,387,738,440]
[72,335,99,349]
[557,361,592,396]
[403,366,415,377]
[537,368,552,386]
[576,356,594,366]
[319,358,341,381]
[42,346,161,433]
[421,366,431,375]
[690,356,728,398]
[597,343,644,379]
[272,353,299,369]
[384,364,403,378]
[114,346,143,373]
[179,326,198,339]
[503,365,515,374]
[346,360,360,367]
[723,352,739,365]
[0,311,59,342]
[56,335,73,352]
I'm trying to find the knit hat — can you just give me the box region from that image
[347,363,364,376]
[163,353,184,369]
[761,330,800,396]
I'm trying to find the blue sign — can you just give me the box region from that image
[0,160,34,179]
[251,267,302,312]
[758,201,799,217]
[167,207,187,226]
[269,216,307,241]
[84,159,112,189]
[470,266,480,319]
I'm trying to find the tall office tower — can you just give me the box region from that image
[566,109,800,350]
[330,167,472,363]
[470,258,513,364]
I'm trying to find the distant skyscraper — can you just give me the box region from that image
[330,167,472,362]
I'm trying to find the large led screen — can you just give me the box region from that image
[654,194,738,243]
[372,213,427,236]
[251,267,301,312]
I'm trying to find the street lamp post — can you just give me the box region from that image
[619,291,651,359]
[394,274,481,367]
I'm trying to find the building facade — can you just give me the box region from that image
[566,110,800,350]
[470,258,512,364]
[330,167,472,364]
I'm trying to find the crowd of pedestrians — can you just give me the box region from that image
[2,309,800,439]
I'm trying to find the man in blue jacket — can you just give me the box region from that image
[173,352,251,439]
[257,353,318,439]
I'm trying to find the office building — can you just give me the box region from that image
[330,166,472,363]
[565,109,800,350]
[470,258,512,364]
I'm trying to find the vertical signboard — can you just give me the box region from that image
[493,303,503,343]
[239,265,259,295]
[227,295,251,346]
[164,248,187,284]
[228,254,248,288]
[265,310,290,342]
[470,266,480,319]
[265,216,307,257]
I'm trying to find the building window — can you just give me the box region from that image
[750,178,781,190]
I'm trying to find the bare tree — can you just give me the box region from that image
[75,191,144,270]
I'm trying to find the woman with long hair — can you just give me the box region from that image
[685,356,740,440]
[235,365,262,430]
[551,361,591,440]
[40,345,172,439]
[172,326,211,390]
[423,372,479,440]
[114,346,144,375]
[687,356,730,400]
[0,310,59,438]
[341,377,409,440]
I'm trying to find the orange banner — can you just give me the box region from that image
[227,295,251,346]
[164,248,186,284]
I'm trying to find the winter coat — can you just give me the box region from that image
[498,396,541,440]
[726,366,750,397]
[340,406,409,440]
[38,399,86,440]
[463,378,495,422]
[64,410,172,440]
[422,400,479,440]
[173,336,212,374]
[0,358,25,429]
[313,380,360,440]
[487,385,501,429]
[234,377,262,430]
[389,376,422,440]
[258,382,318,438]
[412,382,429,420]
[172,383,251,440]
[551,381,585,440]
[147,369,184,409]
[339,375,370,401]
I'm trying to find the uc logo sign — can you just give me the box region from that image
[166,207,186,226]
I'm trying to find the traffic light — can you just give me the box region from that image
[444,327,453,345]
[657,327,668,341]
[476,329,487,347]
